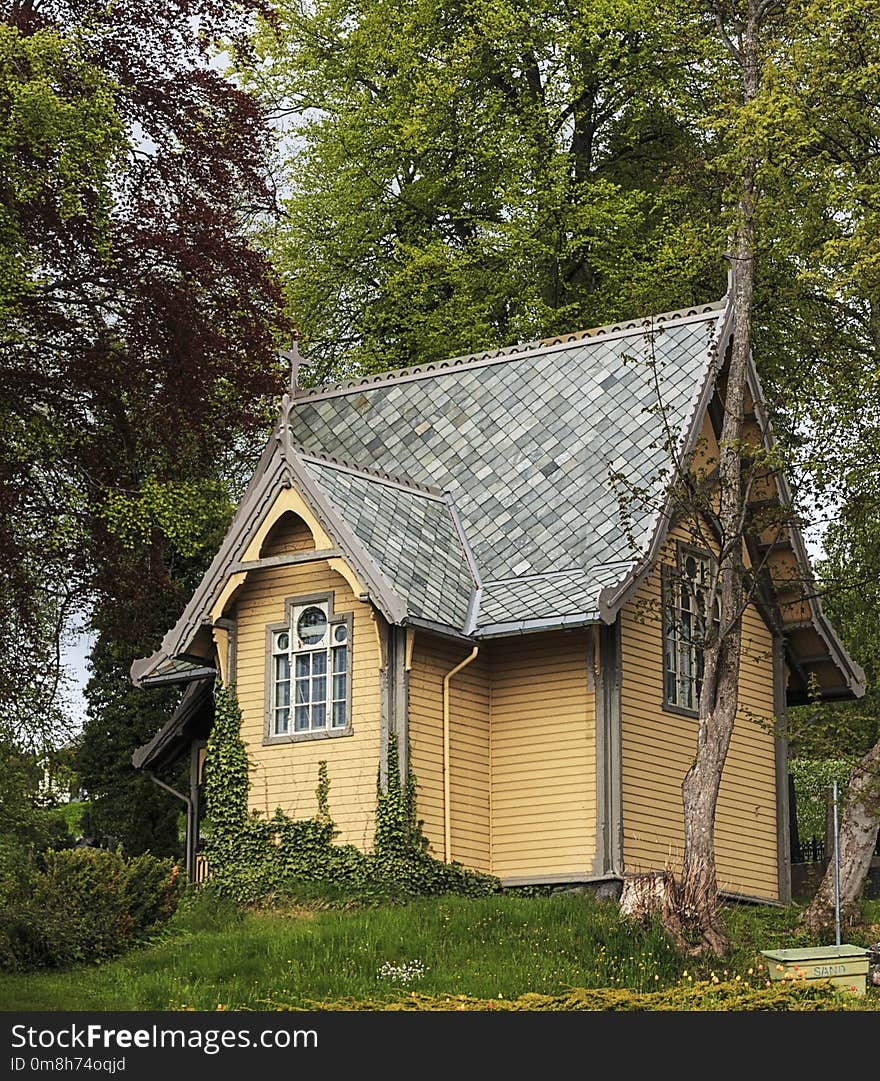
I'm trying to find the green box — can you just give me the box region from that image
[760,945,870,995]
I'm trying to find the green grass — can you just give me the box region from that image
[0,892,877,1011]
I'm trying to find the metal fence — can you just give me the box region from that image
[792,832,880,865]
[791,835,825,864]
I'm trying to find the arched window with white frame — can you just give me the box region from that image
[267,595,351,741]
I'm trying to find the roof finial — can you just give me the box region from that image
[723,253,735,298]
[279,331,312,393]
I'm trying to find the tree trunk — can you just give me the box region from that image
[669,5,762,957]
[802,742,880,934]
[620,872,686,948]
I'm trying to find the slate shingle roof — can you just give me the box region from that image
[300,456,476,629]
[474,562,636,634]
[291,305,726,634]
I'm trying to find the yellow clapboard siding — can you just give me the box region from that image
[407,634,491,870]
[258,511,315,557]
[233,554,381,849]
[490,631,595,880]
[620,512,779,901]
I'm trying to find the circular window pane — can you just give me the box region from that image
[297,606,327,646]
[333,624,348,644]
[276,631,290,652]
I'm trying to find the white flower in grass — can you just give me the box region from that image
[378,960,428,984]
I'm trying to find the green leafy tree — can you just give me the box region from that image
[734,0,880,928]
[0,19,124,739]
[245,0,724,376]
[77,638,184,857]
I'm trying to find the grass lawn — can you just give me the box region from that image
[0,892,877,1011]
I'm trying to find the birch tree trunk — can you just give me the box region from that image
[673,3,762,956]
[802,743,880,934]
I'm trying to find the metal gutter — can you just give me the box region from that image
[442,645,479,863]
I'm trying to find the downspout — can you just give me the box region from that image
[149,773,195,882]
[442,645,479,863]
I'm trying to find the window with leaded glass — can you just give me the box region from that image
[270,599,350,737]
[662,545,719,714]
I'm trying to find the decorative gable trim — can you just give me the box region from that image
[131,429,408,687]
[294,305,726,404]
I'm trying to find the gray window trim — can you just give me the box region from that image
[263,591,354,746]
[661,541,716,719]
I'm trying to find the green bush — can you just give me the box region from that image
[0,847,182,971]
[789,758,854,842]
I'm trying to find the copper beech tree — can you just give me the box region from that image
[2,0,287,846]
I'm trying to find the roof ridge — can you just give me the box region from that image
[294,299,726,403]
[296,443,446,500]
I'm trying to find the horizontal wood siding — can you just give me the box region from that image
[259,511,315,557]
[620,527,779,900]
[234,559,380,850]
[407,635,490,870]
[490,632,596,880]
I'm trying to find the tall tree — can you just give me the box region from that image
[626,0,880,954]
[244,0,724,377]
[668,0,773,956]
[0,17,124,744]
[748,0,880,926]
[1,1,287,847]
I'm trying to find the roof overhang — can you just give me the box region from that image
[593,297,864,704]
[132,677,215,771]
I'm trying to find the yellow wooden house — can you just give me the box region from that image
[131,294,864,904]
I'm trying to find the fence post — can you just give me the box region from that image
[788,773,799,863]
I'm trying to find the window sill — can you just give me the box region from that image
[661,701,699,720]
[263,726,353,746]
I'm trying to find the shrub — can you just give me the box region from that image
[0,847,182,971]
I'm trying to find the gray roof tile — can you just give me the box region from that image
[301,458,476,629]
[293,307,724,634]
